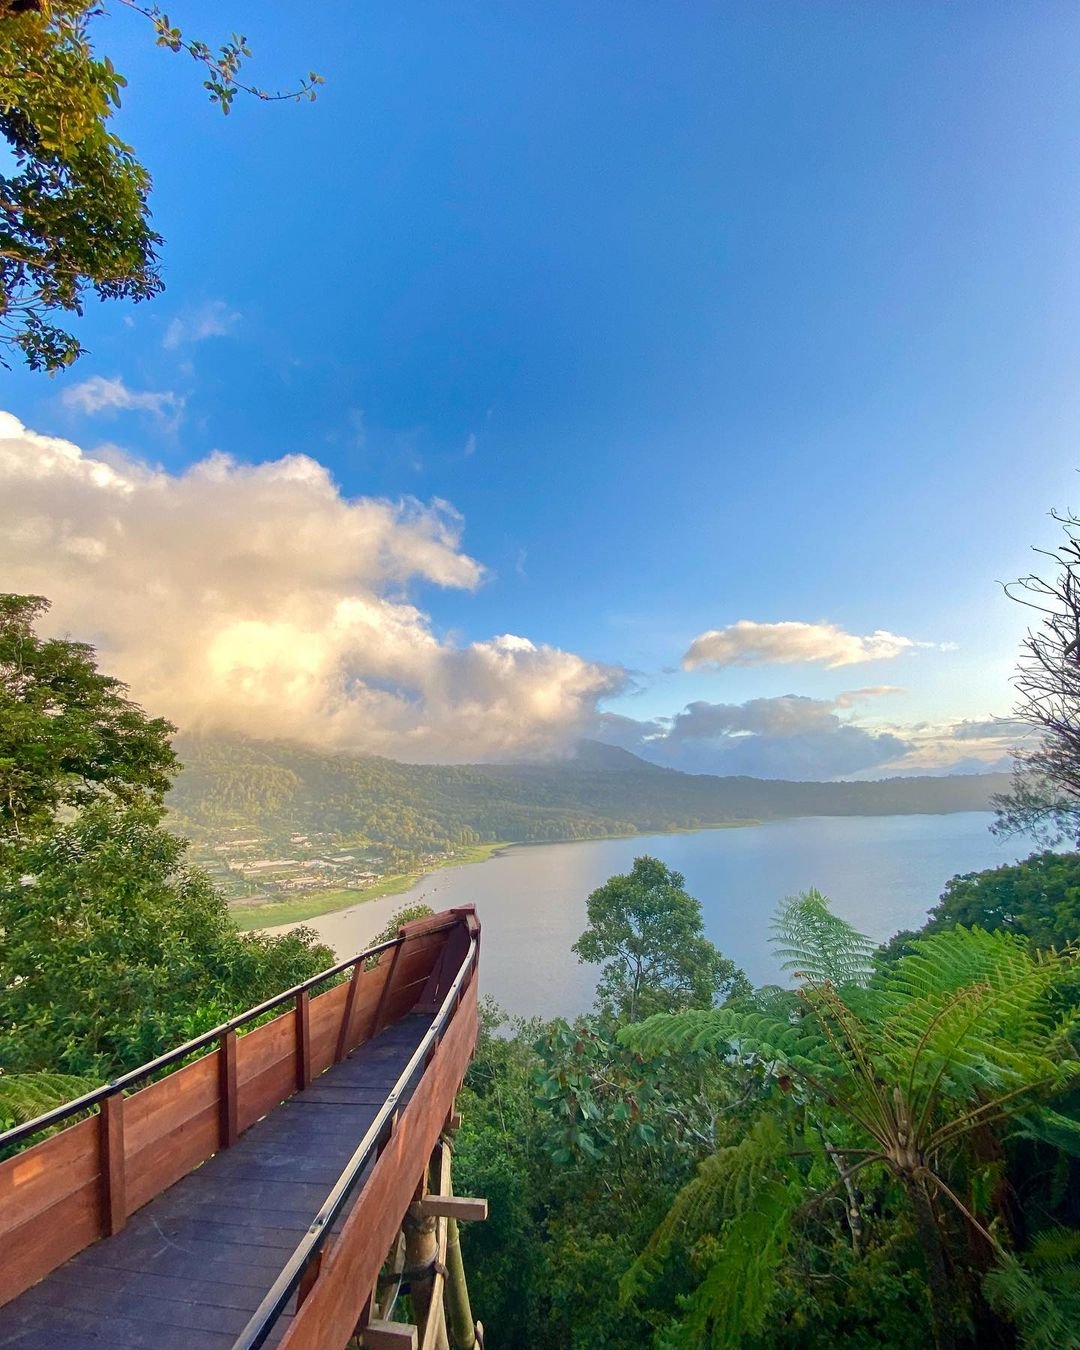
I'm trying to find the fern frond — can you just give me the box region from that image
[771,889,875,988]
[1009,1105,1080,1156]
[620,1007,834,1080]
[871,930,1079,1135]
[983,1233,1080,1350]
[0,1071,93,1125]
[619,1115,796,1308]
[679,1177,794,1347]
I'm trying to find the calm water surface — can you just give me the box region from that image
[281,814,1036,1019]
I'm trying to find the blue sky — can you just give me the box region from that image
[4,1,1080,777]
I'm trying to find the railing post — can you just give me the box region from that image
[336,959,364,1063]
[372,940,405,1038]
[219,1028,238,1148]
[296,1247,324,1310]
[296,989,312,1090]
[99,1091,126,1236]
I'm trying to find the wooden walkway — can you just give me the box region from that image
[0,1015,430,1349]
[0,907,481,1350]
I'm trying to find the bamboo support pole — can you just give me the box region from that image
[443,1204,475,1350]
[441,1111,479,1350]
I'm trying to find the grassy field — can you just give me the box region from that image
[231,841,512,932]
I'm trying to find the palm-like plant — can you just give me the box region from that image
[620,891,1080,1349]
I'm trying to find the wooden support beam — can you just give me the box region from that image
[418,1196,487,1223]
[99,1092,126,1236]
[447,1110,462,1131]
[362,1321,418,1349]
[218,1028,238,1149]
[296,988,312,1090]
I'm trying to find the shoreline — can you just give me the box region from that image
[231,820,760,932]
[231,839,514,932]
[230,810,996,934]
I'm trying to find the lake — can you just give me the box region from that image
[280,814,1038,1020]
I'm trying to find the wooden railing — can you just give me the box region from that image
[0,906,480,1323]
[242,915,480,1348]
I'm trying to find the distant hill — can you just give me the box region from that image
[167,735,1012,862]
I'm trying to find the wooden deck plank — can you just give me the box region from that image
[0,1302,237,1350]
[36,1262,284,1314]
[0,1014,434,1349]
[0,1329,110,1350]
[75,1232,288,1287]
[15,1274,253,1336]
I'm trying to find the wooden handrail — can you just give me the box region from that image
[0,934,406,1154]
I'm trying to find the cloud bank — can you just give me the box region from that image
[592,689,1020,780]
[595,687,912,779]
[683,620,951,670]
[0,413,620,760]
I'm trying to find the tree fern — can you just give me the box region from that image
[620,1115,799,1346]
[678,1177,795,1347]
[619,892,1080,1350]
[620,1116,788,1297]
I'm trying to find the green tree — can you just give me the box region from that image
[621,890,1080,1350]
[0,800,334,1078]
[0,1,320,370]
[455,999,548,1347]
[0,593,176,845]
[373,901,435,945]
[883,851,1080,960]
[572,855,747,1022]
[0,593,334,1083]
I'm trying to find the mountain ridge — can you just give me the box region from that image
[167,733,1012,861]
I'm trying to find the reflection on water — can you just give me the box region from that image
[279,813,1035,1020]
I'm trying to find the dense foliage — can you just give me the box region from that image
[0,802,333,1077]
[883,850,1080,960]
[455,866,1080,1350]
[0,596,333,1109]
[0,594,176,845]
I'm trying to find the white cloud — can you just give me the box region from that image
[61,375,183,425]
[0,412,622,760]
[163,300,241,350]
[683,620,951,670]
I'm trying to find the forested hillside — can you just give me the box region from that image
[167,734,1011,858]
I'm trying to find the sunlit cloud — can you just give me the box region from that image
[683,620,954,670]
[0,412,622,761]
